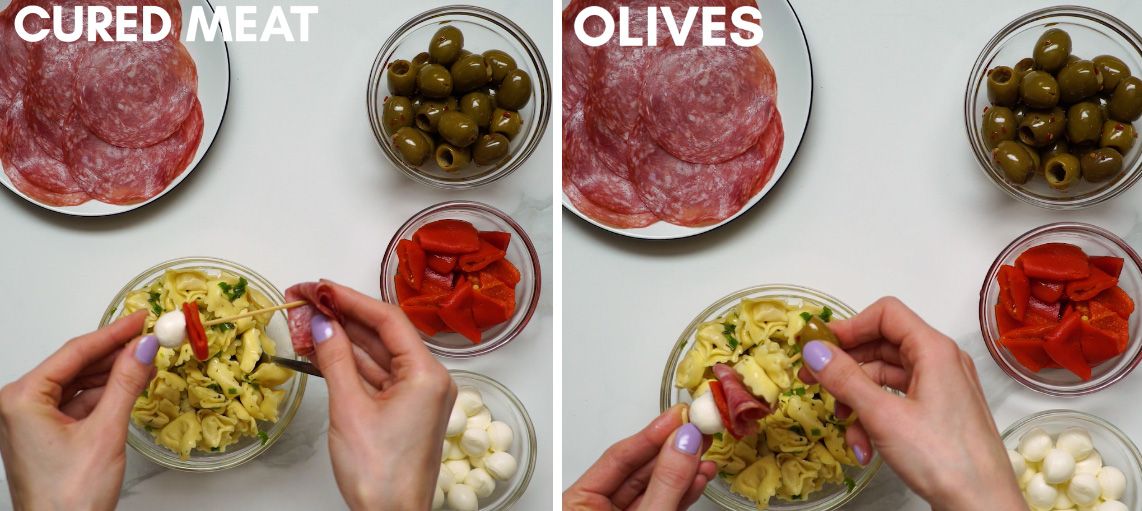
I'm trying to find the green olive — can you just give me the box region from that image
[434,143,471,172]
[1094,54,1131,93]
[459,92,494,128]
[1080,147,1124,182]
[1043,153,1081,190]
[381,96,414,134]
[428,26,464,66]
[1066,101,1104,145]
[450,53,492,94]
[386,59,418,96]
[437,111,479,148]
[1012,104,1029,125]
[798,317,839,345]
[987,66,1021,107]
[1108,76,1142,122]
[1100,120,1137,154]
[471,133,510,165]
[1020,142,1041,174]
[412,51,431,68]
[982,106,1017,149]
[490,108,523,139]
[1042,139,1070,161]
[1033,28,1072,73]
[391,126,433,166]
[1018,107,1065,147]
[1014,57,1036,79]
[1020,71,1060,109]
[414,101,450,133]
[495,69,532,110]
[416,63,453,99]
[1057,60,1103,104]
[483,49,517,84]
[993,140,1037,184]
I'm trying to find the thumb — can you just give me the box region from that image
[801,340,895,417]
[89,334,158,435]
[309,313,368,407]
[636,423,703,510]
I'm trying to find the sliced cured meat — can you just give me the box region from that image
[1,163,88,206]
[583,110,630,179]
[76,39,198,148]
[284,282,340,357]
[563,107,655,229]
[0,1,32,107]
[640,44,776,164]
[712,363,770,438]
[1,99,84,194]
[748,111,784,197]
[565,108,652,217]
[628,107,777,227]
[24,4,92,161]
[562,12,590,123]
[65,100,203,204]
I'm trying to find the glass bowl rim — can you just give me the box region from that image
[962,4,1142,210]
[379,200,543,358]
[999,409,1142,473]
[366,4,552,190]
[100,256,308,472]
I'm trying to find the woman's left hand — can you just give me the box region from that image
[0,311,158,510]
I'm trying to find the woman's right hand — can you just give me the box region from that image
[305,280,457,511]
[798,297,1026,511]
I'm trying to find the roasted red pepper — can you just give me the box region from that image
[1093,286,1135,320]
[1029,280,1065,304]
[471,273,516,328]
[995,303,1023,336]
[1043,312,1090,380]
[998,265,1031,321]
[396,239,427,290]
[458,240,506,273]
[182,302,210,361]
[1005,323,1059,339]
[707,380,736,439]
[1027,296,1061,323]
[1090,256,1125,279]
[483,259,521,287]
[1016,243,1090,281]
[438,282,481,343]
[1001,337,1053,372]
[1090,301,1130,352]
[413,219,481,254]
[394,274,418,303]
[426,254,457,274]
[478,230,512,251]
[422,267,455,296]
[400,296,449,336]
[1079,321,1121,366]
[1065,264,1117,301]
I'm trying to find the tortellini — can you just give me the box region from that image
[129,269,295,459]
[676,298,858,508]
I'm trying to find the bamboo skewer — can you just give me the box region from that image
[202,300,308,326]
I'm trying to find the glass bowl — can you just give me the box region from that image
[979,222,1142,396]
[380,200,541,358]
[449,370,536,510]
[659,284,882,511]
[1001,409,1142,509]
[100,257,307,472]
[367,5,551,189]
[964,6,1142,209]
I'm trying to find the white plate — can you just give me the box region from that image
[561,0,813,239]
[0,0,229,216]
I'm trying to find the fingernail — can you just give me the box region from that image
[311,313,334,343]
[674,423,701,455]
[853,445,869,466]
[835,403,852,420]
[803,341,833,372]
[135,335,159,364]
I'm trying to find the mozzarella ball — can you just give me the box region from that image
[1019,428,1054,462]
[456,388,484,416]
[464,467,497,498]
[467,407,492,430]
[445,459,471,481]
[432,486,444,510]
[1066,473,1101,505]
[438,463,455,492]
[446,405,467,437]
[487,421,514,452]
[446,483,479,511]
[470,454,485,469]
[441,439,450,462]
[1075,450,1103,475]
[1057,428,1095,461]
[461,428,491,457]
[1098,465,1126,501]
[1018,467,1036,489]
[1055,491,1074,509]
[1096,500,1129,511]
[1007,449,1027,476]
[690,392,726,435]
[153,311,187,348]
[445,438,466,461]
[1026,473,1059,509]
[1043,448,1077,484]
[485,451,518,481]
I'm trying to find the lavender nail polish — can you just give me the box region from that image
[853,445,869,466]
[135,335,159,364]
[674,423,701,455]
[803,341,833,372]
[311,313,334,343]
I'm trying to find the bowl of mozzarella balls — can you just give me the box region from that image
[1002,410,1142,511]
[437,370,536,510]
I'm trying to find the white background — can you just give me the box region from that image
[0,0,553,509]
[562,1,1142,509]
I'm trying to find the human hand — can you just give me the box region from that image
[305,281,457,511]
[0,311,158,510]
[563,405,716,511]
[797,297,1026,511]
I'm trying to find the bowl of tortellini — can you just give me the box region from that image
[659,284,883,511]
[100,257,307,471]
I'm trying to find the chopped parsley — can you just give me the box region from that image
[713,432,723,441]
[722,324,739,350]
[145,425,154,432]
[249,382,261,390]
[148,292,164,316]
[227,387,238,395]
[257,431,269,445]
[844,477,856,493]
[141,389,149,398]
[218,277,248,301]
[208,383,222,393]
[799,312,812,322]
[820,306,833,323]
[211,322,235,332]
[789,425,805,436]
[718,471,731,479]
[811,427,821,436]
[783,387,807,397]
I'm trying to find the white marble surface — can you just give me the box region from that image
[562,1,1142,509]
[0,0,552,509]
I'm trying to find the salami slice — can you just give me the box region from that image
[1,162,88,206]
[748,111,784,198]
[640,44,776,164]
[562,11,590,124]
[1,98,84,194]
[0,2,32,107]
[563,108,655,229]
[284,282,340,357]
[76,39,198,148]
[712,363,770,438]
[566,108,652,217]
[65,100,203,205]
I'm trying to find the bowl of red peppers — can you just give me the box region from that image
[381,200,541,358]
[980,222,1142,396]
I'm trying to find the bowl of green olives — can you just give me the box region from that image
[966,6,1142,209]
[368,5,551,189]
